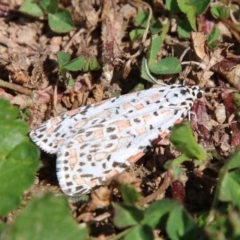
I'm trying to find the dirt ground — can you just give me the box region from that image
[1,0,240,238]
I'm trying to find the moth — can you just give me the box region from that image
[30,83,202,196]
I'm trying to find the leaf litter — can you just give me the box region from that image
[0,0,240,238]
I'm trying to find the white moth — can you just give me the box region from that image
[30,84,202,196]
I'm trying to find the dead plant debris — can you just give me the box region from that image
[1,0,240,239]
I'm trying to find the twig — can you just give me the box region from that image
[181,61,207,70]
[0,79,32,96]
[136,173,172,205]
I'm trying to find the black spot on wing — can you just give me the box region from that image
[110,135,118,140]
[134,118,140,123]
[80,144,88,149]
[79,161,86,166]
[107,127,116,132]
[54,125,62,132]
[80,174,94,178]
[197,91,202,98]
[75,186,84,192]
[112,161,120,167]
[106,143,113,148]
[180,89,188,95]
[65,152,69,157]
[85,131,93,137]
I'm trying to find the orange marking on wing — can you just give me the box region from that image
[73,176,98,188]
[127,152,145,163]
[87,180,98,188]
[73,175,86,184]
[174,118,182,124]
[135,127,147,135]
[69,149,77,169]
[117,120,131,131]
[75,120,87,129]
[94,99,108,107]
[159,131,168,139]
[51,118,62,125]
[66,108,80,116]
[123,102,132,109]
[98,110,111,118]
[152,130,170,145]
[55,139,65,146]
[151,93,160,101]
[135,103,144,110]
[95,152,108,161]
[161,109,172,114]
[94,129,104,139]
[75,135,84,143]
[45,126,55,136]
[143,114,151,123]
[105,169,119,179]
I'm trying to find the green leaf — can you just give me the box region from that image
[143,199,180,229]
[141,58,158,84]
[130,83,145,93]
[208,209,240,239]
[149,57,182,75]
[177,0,209,15]
[177,0,210,32]
[120,184,141,205]
[48,9,74,33]
[160,21,170,42]
[207,26,220,49]
[1,194,89,239]
[0,99,39,216]
[177,0,197,31]
[57,51,71,68]
[167,206,198,240]
[215,150,240,208]
[169,121,207,161]
[113,203,144,228]
[19,0,44,17]
[232,92,240,125]
[0,120,29,155]
[0,99,19,121]
[150,19,163,34]
[135,10,149,28]
[166,0,181,13]
[211,4,230,20]
[83,57,101,71]
[0,222,5,233]
[232,92,240,109]
[189,0,210,15]
[125,225,154,240]
[64,56,85,71]
[177,19,192,38]
[220,171,240,208]
[130,29,145,41]
[39,0,58,13]
[67,78,75,86]
[134,10,162,36]
[147,35,163,67]
[164,155,186,177]
[0,141,39,216]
